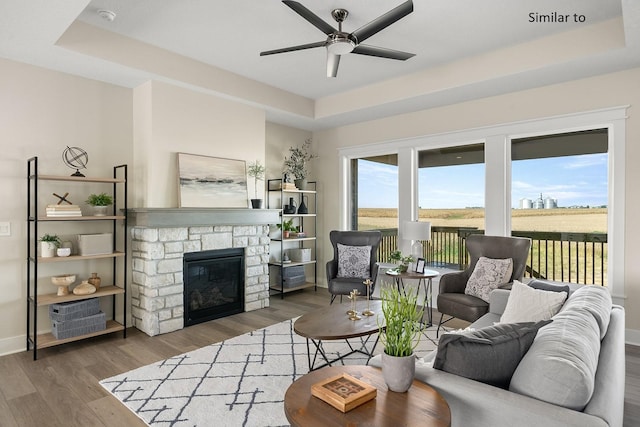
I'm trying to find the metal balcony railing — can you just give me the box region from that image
[376,227,607,286]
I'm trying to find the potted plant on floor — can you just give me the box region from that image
[378,283,423,392]
[39,233,61,258]
[283,138,317,190]
[247,160,266,209]
[86,192,113,216]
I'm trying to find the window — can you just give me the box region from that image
[351,156,398,231]
[511,129,608,284]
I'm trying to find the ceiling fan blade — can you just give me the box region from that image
[327,52,341,78]
[283,1,336,35]
[350,0,413,44]
[352,44,415,60]
[260,41,326,56]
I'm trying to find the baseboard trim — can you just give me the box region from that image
[626,329,640,346]
[0,334,26,357]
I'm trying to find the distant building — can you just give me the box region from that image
[520,193,558,209]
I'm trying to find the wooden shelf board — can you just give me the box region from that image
[270,282,316,293]
[30,175,125,184]
[36,215,125,221]
[282,214,317,217]
[270,260,317,267]
[37,251,125,263]
[36,285,124,306]
[271,237,316,242]
[36,320,124,349]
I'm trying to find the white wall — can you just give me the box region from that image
[0,58,133,354]
[133,81,266,208]
[313,67,640,332]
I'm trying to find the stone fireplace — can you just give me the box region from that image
[128,208,279,336]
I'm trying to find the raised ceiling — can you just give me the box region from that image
[1,0,639,130]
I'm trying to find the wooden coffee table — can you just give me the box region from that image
[294,300,384,371]
[284,365,451,427]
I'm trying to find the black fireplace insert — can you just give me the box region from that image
[183,248,244,326]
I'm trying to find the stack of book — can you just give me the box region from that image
[46,204,82,217]
[280,182,298,191]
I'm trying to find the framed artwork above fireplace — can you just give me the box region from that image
[177,153,248,208]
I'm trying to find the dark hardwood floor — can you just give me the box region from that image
[0,288,637,426]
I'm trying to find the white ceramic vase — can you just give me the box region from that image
[382,352,416,392]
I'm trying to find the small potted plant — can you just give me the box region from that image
[277,219,299,239]
[378,283,423,392]
[389,250,414,273]
[283,138,317,190]
[39,234,61,258]
[247,160,266,209]
[86,192,113,216]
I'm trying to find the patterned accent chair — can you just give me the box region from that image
[436,234,531,336]
[326,230,382,304]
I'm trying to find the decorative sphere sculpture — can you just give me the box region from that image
[62,146,88,177]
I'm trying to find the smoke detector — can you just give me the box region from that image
[97,9,116,22]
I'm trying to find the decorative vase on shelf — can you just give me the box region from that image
[88,272,101,291]
[294,178,307,190]
[250,199,263,209]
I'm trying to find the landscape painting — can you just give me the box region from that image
[178,153,248,208]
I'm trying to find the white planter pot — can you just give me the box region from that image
[41,241,57,258]
[92,205,109,216]
[382,352,416,392]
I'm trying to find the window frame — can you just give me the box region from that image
[338,106,627,305]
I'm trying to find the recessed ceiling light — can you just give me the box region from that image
[97,9,116,22]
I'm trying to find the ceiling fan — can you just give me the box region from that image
[260,0,415,78]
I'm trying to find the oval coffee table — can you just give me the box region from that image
[294,300,384,371]
[284,365,451,427]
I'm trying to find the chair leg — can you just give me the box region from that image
[436,314,455,338]
[330,294,337,305]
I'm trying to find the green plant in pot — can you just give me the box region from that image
[86,192,113,216]
[277,219,299,239]
[378,283,423,392]
[389,250,414,273]
[283,138,316,190]
[39,233,61,258]
[247,160,265,209]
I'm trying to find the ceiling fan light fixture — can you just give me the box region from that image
[326,35,355,55]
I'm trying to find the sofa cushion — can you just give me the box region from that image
[500,280,567,324]
[509,285,612,410]
[433,320,551,389]
[336,244,371,278]
[465,257,513,302]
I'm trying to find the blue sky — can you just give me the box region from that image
[357,153,608,209]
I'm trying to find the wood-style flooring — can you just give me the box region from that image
[0,288,637,426]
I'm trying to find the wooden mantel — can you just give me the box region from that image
[127,208,280,227]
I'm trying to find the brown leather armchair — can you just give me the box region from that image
[326,230,382,304]
[436,234,531,336]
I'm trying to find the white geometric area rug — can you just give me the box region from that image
[100,318,441,427]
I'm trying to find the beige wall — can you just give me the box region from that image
[313,67,640,332]
[0,58,133,353]
[133,81,266,207]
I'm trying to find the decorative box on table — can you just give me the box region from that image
[311,373,377,413]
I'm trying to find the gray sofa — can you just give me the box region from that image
[370,284,625,427]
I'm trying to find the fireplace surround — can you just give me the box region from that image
[128,208,279,336]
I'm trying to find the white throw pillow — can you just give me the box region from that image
[337,244,371,278]
[500,280,568,323]
[464,256,513,302]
